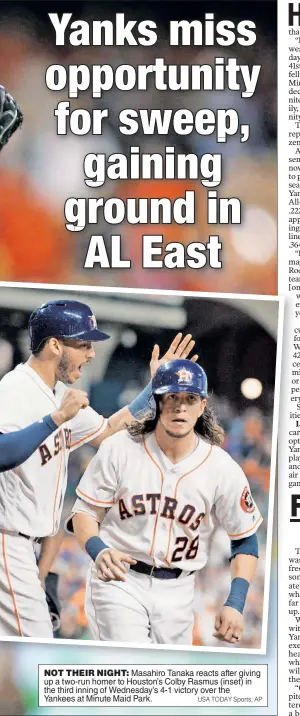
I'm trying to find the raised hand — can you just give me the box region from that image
[150,333,198,377]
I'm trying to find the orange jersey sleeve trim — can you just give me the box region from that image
[70,417,106,450]
[76,487,115,506]
[228,515,263,538]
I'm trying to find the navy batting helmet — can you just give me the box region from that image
[152,359,208,397]
[29,299,110,352]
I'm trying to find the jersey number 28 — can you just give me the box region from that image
[171,535,199,562]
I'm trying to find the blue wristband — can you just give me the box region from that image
[85,536,110,562]
[224,577,250,614]
[128,381,156,421]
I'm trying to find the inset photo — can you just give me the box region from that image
[0,285,282,652]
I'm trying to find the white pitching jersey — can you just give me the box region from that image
[72,430,263,571]
[0,364,107,538]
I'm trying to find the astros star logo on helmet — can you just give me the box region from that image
[89,314,97,329]
[176,368,193,384]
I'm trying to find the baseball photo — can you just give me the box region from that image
[0,0,283,710]
[0,284,280,651]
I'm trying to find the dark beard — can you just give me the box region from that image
[57,350,72,384]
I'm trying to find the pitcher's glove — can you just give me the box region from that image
[45,572,61,633]
[0,85,23,151]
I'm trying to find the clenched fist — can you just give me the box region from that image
[51,388,89,425]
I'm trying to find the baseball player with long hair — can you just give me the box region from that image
[0,298,196,638]
[71,359,262,646]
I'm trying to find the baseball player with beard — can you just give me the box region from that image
[71,359,263,646]
[0,298,196,638]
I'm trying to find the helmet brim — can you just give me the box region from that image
[153,384,207,397]
[70,328,110,342]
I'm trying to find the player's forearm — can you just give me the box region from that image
[106,406,135,435]
[38,530,64,582]
[91,384,155,447]
[0,415,59,471]
[72,512,102,553]
[90,406,137,447]
[230,553,258,584]
[222,553,258,616]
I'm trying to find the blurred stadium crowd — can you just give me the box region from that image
[0,0,276,294]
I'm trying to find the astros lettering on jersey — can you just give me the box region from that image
[72,430,262,571]
[0,364,107,538]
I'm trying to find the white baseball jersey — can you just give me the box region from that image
[72,430,262,571]
[0,363,107,538]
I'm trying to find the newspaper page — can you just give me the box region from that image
[0,1,279,715]
[280,2,300,716]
